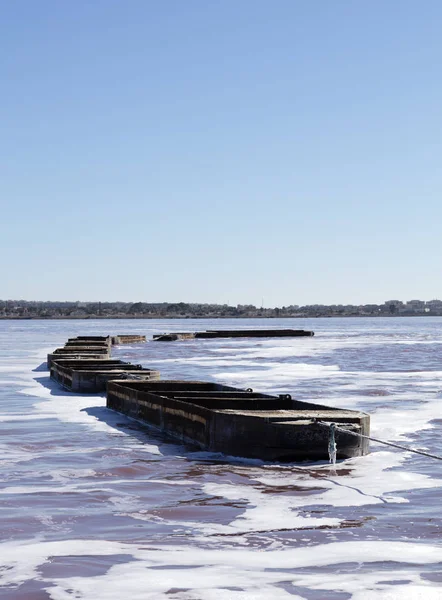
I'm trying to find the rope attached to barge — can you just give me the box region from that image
[317,420,442,462]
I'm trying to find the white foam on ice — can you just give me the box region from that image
[290,569,442,600]
[0,378,36,384]
[122,480,340,533]
[210,342,326,358]
[119,450,442,540]
[0,445,38,468]
[215,362,342,386]
[0,413,59,422]
[0,364,39,373]
[17,377,138,430]
[370,398,442,442]
[0,538,441,599]
[0,474,199,497]
[257,451,442,508]
[11,375,164,456]
[153,357,262,367]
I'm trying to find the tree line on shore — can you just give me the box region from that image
[1,300,439,319]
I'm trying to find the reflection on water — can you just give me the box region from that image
[1,317,442,599]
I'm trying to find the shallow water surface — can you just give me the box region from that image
[1,317,442,599]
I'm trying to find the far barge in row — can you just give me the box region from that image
[47,334,146,368]
[153,328,314,342]
[51,359,159,392]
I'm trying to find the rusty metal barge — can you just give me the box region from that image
[106,380,369,461]
[153,328,314,342]
[50,358,159,393]
[47,335,146,368]
[48,335,153,392]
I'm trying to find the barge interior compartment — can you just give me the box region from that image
[47,348,110,368]
[64,341,110,349]
[68,336,112,345]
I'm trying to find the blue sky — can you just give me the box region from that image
[2,1,442,306]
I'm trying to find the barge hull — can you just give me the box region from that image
[153,329,314,341]
[112,335,146,345]
[106,381,369,461]
[51,359,159,393]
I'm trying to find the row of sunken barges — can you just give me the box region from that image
[47,333,370,461]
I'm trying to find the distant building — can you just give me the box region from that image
[426,299,442,310]
[384,300,404,314]
[406,300,426,312]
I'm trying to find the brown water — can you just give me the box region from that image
[0,317,441,599]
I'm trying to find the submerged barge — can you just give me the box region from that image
[47,347,110,368]
[112,335,146,345]
[46,334,146,368]
[50,358,160,393]
[153,329,314,341]
[107,380,369,461]
[68,336,112,346]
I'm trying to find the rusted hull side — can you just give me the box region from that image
[50,359,159,393]
[106,381,369,461]
[153,329,314,341]
[111,335,146,345]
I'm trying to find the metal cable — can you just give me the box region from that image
[317,420,442,461]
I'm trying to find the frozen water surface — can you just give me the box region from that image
[0,317,441,599]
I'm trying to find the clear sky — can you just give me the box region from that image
[2,1,442,306]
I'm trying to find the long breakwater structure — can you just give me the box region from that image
[46,329,370,461]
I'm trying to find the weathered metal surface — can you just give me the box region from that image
[68,336,112,345]
[111,335,146,345]
[153,334,184,342]
[53,346,110,353]
[153,333,196,341]
[47,348,110,368]
[106,380,369,461]
[50,359,159,393]
[64,341,110,348]
[153,329,314,341]
[196,329,314,338]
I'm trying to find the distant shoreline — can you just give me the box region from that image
[0,314,437,321]
[3,300,439,320]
